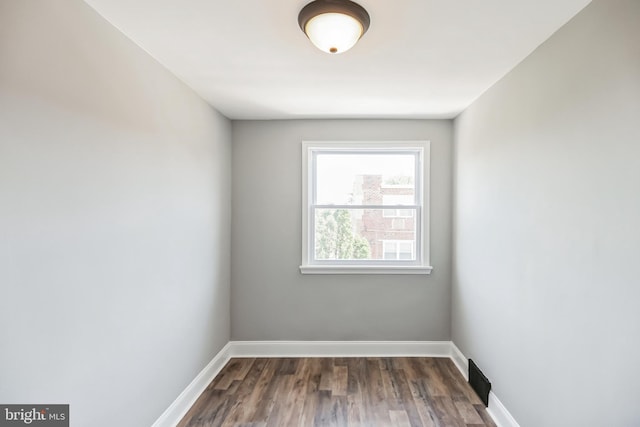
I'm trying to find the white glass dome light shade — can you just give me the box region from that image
[298,0,371,54]
[305,12,363,54]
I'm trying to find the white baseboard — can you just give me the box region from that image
[153,340,519,427]
[228,340,453,358]
[450,343,520,427]
[151,342,232,427]
[450,342,469,380]
[487,393,521,427]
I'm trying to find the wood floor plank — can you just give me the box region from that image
[346,358,363,395]
[474,404,497,427]
[276,358,298,375]
[318,358,333,391]
[368,358,392,425]
[351,357,374,426]
[389,409,412,427]
[313,390,335,426]
[334,396,349,426]
[177,389,228,427]
[422,359,451,398]
[379,359,402,410]
[237,358,277,423]
[411,393,438,427]
[234,358,257,381]
[333,365,348,397]
[453,397,485,425]
[390,368,424,427]
[437,359,481,405]
[178,357,496,427]
[346,392,363,426]
[219,359,268,427]
[300,358,322,426]
[278,359,310,426]
[429,395,466,427]
[264,377,287,427]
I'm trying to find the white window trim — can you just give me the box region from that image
[300,140,433,275]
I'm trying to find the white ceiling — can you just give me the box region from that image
[83,0,592,120]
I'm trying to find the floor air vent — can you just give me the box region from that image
[468,359,491,407]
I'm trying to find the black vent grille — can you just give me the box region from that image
[468,359,491,407]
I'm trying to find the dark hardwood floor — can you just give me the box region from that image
[177,357,496,427]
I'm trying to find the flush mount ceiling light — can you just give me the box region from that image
[298,0,370,54]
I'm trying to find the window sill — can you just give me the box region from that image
[299,265,433,275]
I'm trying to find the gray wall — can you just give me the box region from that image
[0,2,231,426]
[452,0,640,425]
[231,120,453,341]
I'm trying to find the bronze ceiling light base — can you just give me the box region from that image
[298,0,371,54]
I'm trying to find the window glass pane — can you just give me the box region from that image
[382,195,413,205]
[382,195,414,218]
[398,241,412,252]
[383,209,397,218]
[314,208,416,261]
[383,241,397,260]
[398,242,413,260]
[316,153,415,205]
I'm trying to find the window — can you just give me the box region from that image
[300,141,432,275]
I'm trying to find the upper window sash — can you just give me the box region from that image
[311,148,421,206]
